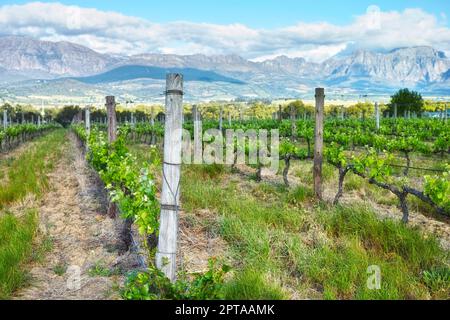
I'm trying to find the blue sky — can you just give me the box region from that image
[0,1,449,61]
[0,0,448,27]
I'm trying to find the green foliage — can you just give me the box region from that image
[424,167,450,213]
[81,127,160,236]
[422,267,450,298]
[55,105,81,127]
[122,259,230,300]
[390,88,424,115]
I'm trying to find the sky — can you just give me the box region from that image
[0,1,449,62]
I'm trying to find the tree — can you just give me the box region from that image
[347,102,374,119]
[390,89,424,116]
[55,105,81,127]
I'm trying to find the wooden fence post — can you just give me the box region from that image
[151,107,155,126]
[156,74,183,282]
[290,105,297,139]
[105,96,118,219]
[85,107,91,150]
[3,110,7,129]
[375,102,380,131]
[106,96,117,143]
[219,107,223,131]
[394,103,397,119]
[314,88,325,200]
[193,105,202,164]
[445,104,448,123]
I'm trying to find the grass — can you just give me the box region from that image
[0,130,66,299]
[88,261,121,277]
[129,143,450,300]
[303,206,449,299]
[0,210,37,299]
[0,130,66,208]
[222,268,286,300]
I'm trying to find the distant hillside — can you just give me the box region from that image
[1,35,450,101]
[71,65,245,84]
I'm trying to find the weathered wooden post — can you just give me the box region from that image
[193,105,202,164]
[37,115,41,126]
[21,112,25,124]
[314,88,325,200]
[290,105,297,140]
[219,107,223,131]
[85,107,91,151]
[85,107,91,134]
[375,102,380,131]
[106,96,117,143]
[394,103,397,119]
[3,109,7,129]
[445,104,448,123]
[106,96,118,219]
[157,74,183,282]
[151,106,155,126]
[278,105,282,122]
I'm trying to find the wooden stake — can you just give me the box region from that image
[193,105,202,164]
[445,104,448,123]
[375,102,380,131]
[156,74,183,282]
[314,88,325,200]
[290,105,297,139]
[3,110,7,129]
[105,96,118,219]
[219,107,223,131]
[106,96,117,143]
[151,107,155,126]
[85,107,91,151]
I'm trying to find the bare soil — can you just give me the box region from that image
[15,133,139,300]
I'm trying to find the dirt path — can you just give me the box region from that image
[15,132,138,300]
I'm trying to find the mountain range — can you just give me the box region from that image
[0,35,449,104]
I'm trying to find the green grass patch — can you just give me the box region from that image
[0,210,37,299]
[344,172,364,191]
[295,206,449,299]
[130,145,450,300]
[223,268,286,300]
[0,130,66,208]
[0,130,66,298]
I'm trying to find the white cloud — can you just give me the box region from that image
[0,2,449,62]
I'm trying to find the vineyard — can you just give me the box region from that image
[0,81,449,301]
